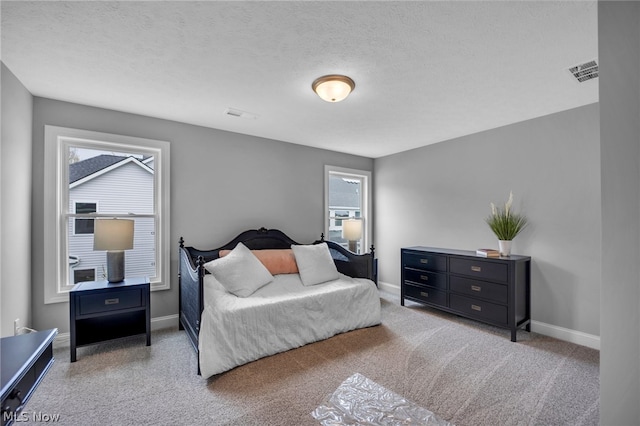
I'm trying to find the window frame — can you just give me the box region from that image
[44,126,170,304]
[324,165,372,254]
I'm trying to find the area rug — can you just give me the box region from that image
[312,372,452,425]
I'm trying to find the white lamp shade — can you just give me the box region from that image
[93,219,134,251]
[312,75,355,102]
[342,219,363,241]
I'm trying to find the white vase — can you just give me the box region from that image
[498,240,512,257]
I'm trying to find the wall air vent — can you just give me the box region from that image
[568,59,598,83]
[224,108,259,120]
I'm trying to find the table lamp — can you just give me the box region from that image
[93,218,134,282]
[342,218,363,253]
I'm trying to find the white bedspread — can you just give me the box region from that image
[198,272,381,378]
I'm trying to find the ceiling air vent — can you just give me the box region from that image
[568,59,598,83]
[224,108,258,120]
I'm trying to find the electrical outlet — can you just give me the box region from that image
[14,318,20,336]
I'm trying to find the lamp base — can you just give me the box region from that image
[106,251,125,282]
[348,240,358,253]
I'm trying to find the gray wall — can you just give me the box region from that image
[31,97,373,333]
[374,103,601,337]
[1,63,33,337]
[598,2,640,424]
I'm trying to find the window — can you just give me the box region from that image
[334,210,349,227]
[44,126,170,303]
[73,201,97,235]
[73,268,95,284]
[324,166,371,254]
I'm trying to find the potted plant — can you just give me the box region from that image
[486,191,528,256]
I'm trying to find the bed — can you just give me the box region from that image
[178,227,381,378]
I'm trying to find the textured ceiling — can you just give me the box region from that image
[1,1,598,158]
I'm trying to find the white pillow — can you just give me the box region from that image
[204,242,273,297]
[291,243,340,286]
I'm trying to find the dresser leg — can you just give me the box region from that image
[511,329,517,342]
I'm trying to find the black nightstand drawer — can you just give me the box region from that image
[404,268,447,290]
[450,258,508,283]
[78,289,142,315]
[450,294,507,325]
[404,283,447,307]
[450,276,507,304]
[403,252,447,272]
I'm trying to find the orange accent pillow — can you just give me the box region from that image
[219,248,299,275]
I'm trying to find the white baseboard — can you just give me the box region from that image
[377,281,600,350]
[150,314,180,331]
[378,280,400,295]
[53,314,179,349]
[530,320,600,350]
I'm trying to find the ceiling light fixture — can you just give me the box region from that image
[312,75,355,102]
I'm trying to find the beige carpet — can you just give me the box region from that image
[21,292,599,425]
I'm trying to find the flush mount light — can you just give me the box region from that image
[312,75,355,102]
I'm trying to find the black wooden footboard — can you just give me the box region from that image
[319,234,377,285]
[178,239,203,356]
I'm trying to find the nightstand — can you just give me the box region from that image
[70,277,150,362]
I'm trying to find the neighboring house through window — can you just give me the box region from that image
[44,126,170,303]
[73,268,95,283]
[73,201,97,235]
[324,166,371,254]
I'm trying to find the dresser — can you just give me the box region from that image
[70,277,150,362]
[1,329,57,425]
[401,247,531,341]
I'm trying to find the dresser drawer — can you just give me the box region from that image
[403,252,447,272]
[404,268,447,290]
[3,365,36,416]
[450,294,507,325]
[78,289,143,315]
[450,276,508,304]
[404,283,447,307]
[450,258,508,283]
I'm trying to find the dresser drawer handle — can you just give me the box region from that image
[420,275,429,281]
[471,266,482,272]
[105,298,120,305]
[420,291,429,298]
[420,259,429,264]
[471,285,482,292]
[471,304,482,311]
